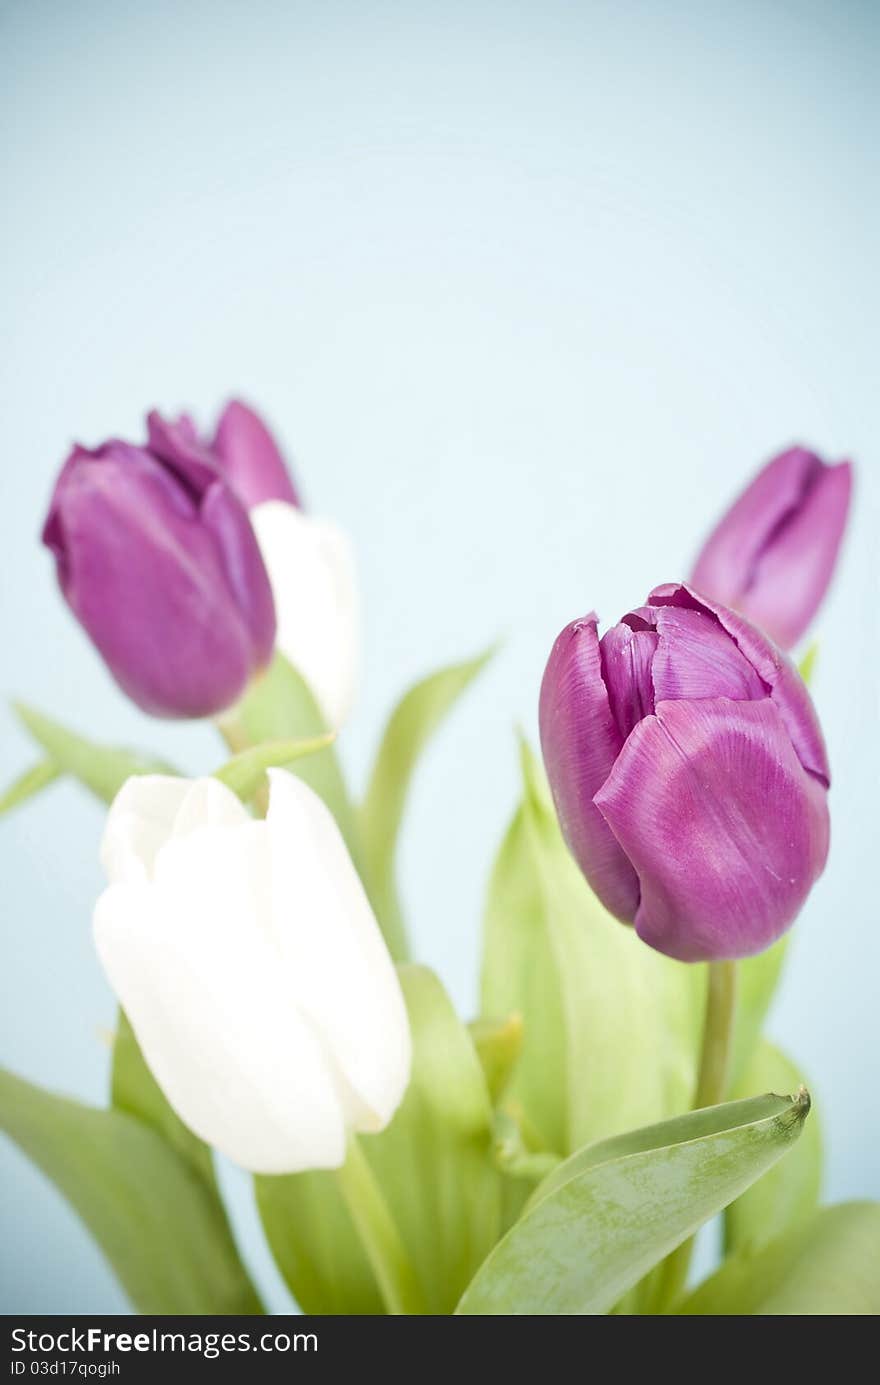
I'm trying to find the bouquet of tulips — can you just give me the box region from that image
[3,403,876,1316]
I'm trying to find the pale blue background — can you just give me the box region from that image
[2,0,877,1314]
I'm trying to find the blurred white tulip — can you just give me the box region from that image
[94,770,410,1174]
[250,500,359,729]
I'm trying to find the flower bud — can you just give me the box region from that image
[42,414,276,718]
[690,447,852,650]
[539,584,830,962]
[94,770,411,1174]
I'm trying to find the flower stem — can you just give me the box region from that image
[334,1137,425,1315]
[651,959,738,1312]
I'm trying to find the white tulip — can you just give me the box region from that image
[93,770,411,1174]
[249,500,359,730]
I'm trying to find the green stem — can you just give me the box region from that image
[334,1137,425,1315]
[651,959,738,1312]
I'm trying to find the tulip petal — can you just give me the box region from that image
[651,605,766,703]
[212,401,300,509]
[145,411,221,496]
[539,618,640,921]
[648,584,829,785]
[264,770,410,1130]
[598,623,657,741]
[594,697,830,962]
[742,461,852,650]
[250,501,359,730]
[96,823,349,1174]
[200,482,277,670]
[100,775,195,884]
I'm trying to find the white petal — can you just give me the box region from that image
[95,819,348,1174]
[265,769,412,1132]
[100,775,193,884]
[250,501,359,729]
[169,776,250,839]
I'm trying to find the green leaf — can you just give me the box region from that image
[799,641,819,684]
[456,1090,810,1315]
[468,1014,524,1104]
[0,758,60,815]
[725,1039,821,1255]
[14,702,175,805]
[358,648,493,960]
[481,738,703,1158]
[257,964,501,1314]
[0,1066,262,1315]
[213,733,336,802]
[226,655,358,857]
[680,1202,880,1315]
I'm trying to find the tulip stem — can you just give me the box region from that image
[335,1137,425,1316]
[650,959,738,1312]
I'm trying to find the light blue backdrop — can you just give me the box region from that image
[2,0,877,1313]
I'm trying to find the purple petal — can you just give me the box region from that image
[651,605,765,703]
[648,583,829,785]
[200,481,277,669]
[740,461,852,649]
[690,447,852,650]
[539,616,640,921]
[594,697,830,962]
[211,400,300,509]
[146,411,220,497]
[598,622,657,742]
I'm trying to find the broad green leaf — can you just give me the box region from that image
[725,1039,821,1255]
[0,1066,262,1315]
[456,1090,810,1315]
[14,702,174,805]
[481,738,703,1158]
[358,648,494,960]
[226,654,358,858]
[469,1014,524,1104]
[730,936,790,1088]
[258,964,501,1315]
[0,758,60,815]
[213,733,335,803]
[681,1202,880,1315]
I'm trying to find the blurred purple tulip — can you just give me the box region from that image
[539,584,830,962]
[43,412,276,718]
[690,447,852,650]
[210,400,300,510]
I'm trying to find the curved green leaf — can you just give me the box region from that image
[681,1202,880,1315]
[730,937,790,1087]
[13,702,175,805]
[258,964,501,1315]
[213,733,335,802]
[0,1067,262,1315]
[456,1090,810,1315]
[469,1014,524,1104]
[358,647,494,960]
[725,1039,821,1255]
[481,738,703,1158]
[0,757,60,815]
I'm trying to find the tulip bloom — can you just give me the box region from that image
[42,414,276,718]
[208,401,359,730]
[539,584,830,962]
[94,770,411,1174]
[690,447,852,650]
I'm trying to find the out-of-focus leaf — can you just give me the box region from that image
[227,654,358,857]
[456,1091,810,1315]
[725,1039,821,1255]
[481,738,703,1158]
[13,702,174,805]
[213,733,335,803]
[681,1202,880,1315]
[0,1066,262,1315]
[358,648,494,959]
[0,758,60,815]
[730,936,790,1088]
[258,964,501,1315]
[799,641,819,684]
[469,1014,524,1104]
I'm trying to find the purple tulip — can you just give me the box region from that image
[539,584,830,962]
[43,412,276,718]
[690,447,852,650]
[210,400,300,510]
